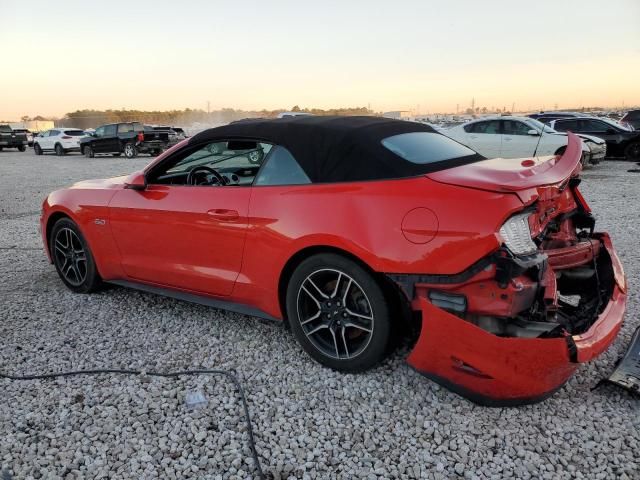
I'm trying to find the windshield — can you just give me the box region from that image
[525,118,557,133]
[381,132,479,164]
[0,125,11,133]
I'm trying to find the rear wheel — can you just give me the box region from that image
[625,142,640,161]
[55,143,65,156]
[34,144,42,155]
[18,145,26,152]
[50,218,102,293]
[84,146,94,158]
[123,143,137,158]
[286,253,391,372]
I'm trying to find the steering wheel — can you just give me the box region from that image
[186,166,226,186]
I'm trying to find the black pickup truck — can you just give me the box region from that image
[79,122,170,158]
[0,125,28,151]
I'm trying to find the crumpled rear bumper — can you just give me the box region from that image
[406,232,626,406]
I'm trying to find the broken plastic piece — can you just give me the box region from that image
[184,390,208,409]
[607,326,640,395]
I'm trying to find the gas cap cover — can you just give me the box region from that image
[401,207,439,244]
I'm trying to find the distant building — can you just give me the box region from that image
[382,111,412,120]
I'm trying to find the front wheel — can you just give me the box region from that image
[34,144,42,155]
[286,253,391,372]
[50,218,102,293]
[625,142,640,161]
[18,145,26,152]
[83,146,94,158]
[123,143,137,158]
[55,144,65,156]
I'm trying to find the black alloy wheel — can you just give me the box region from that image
[287,253,390,372]
[55,144,65,156]
[50,218,102,293]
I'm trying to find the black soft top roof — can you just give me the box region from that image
[190,116,480,183]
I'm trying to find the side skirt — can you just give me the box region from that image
[107,279,280,322]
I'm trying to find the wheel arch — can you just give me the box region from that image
[277,245,411,331]
[45,211,73,255]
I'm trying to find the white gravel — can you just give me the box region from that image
[0,150,638,479]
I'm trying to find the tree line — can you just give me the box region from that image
[54,106,375,129]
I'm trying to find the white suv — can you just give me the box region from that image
[34,128,88,156]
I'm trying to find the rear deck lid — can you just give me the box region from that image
[427,133,583,194]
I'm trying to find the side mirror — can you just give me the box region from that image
[527,129,540,136]
[124,171,147,191]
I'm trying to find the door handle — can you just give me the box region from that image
[207,209,239,221]
[504,137,512,141]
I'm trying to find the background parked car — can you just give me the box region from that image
[171,127,188,140]
[0,124,27,151]
[80,122,170,158]
[34,128,88,156]
[620,109,640,130]
[149,125,180,147]
[528,111,585,124]
[549,117,640,160]
[12,128,34,146]
[444,116,596,164]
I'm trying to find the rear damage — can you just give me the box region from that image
[392,135,627,405]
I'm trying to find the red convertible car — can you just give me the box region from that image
[40,116,626,405]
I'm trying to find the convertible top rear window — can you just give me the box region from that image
[381,132,477,164]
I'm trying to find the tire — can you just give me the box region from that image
[555,146,566,157]
[50,218,102,293]
[624,142,640,161]
[84,146,94,158]
[55,143,65,156]
[34,143,42,155]
[123,143,137,158]
[286,253,391,372]
[18,145,26,152]
[0,147,3,151]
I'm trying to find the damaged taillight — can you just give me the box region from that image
[498,213,537,256]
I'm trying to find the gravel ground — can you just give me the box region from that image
[0,149,638,480]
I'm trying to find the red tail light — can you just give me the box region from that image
[61,136,72,139]
[137,132,144,142]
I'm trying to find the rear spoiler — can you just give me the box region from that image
[426,133,583,193]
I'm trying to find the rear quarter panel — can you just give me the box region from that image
[237,176,524,318]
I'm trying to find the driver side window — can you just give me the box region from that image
[149,140,273,186]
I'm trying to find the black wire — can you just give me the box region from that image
[0,368,265,480]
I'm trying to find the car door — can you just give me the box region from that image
[576,119,625,154]
[101,124,120,153]
[501,120,539,158]
[107,139,262,296]
[464,120,502,158]
[91,126,108,152]
[38,130,52,150]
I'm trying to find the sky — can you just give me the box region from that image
[1,0,639,120]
